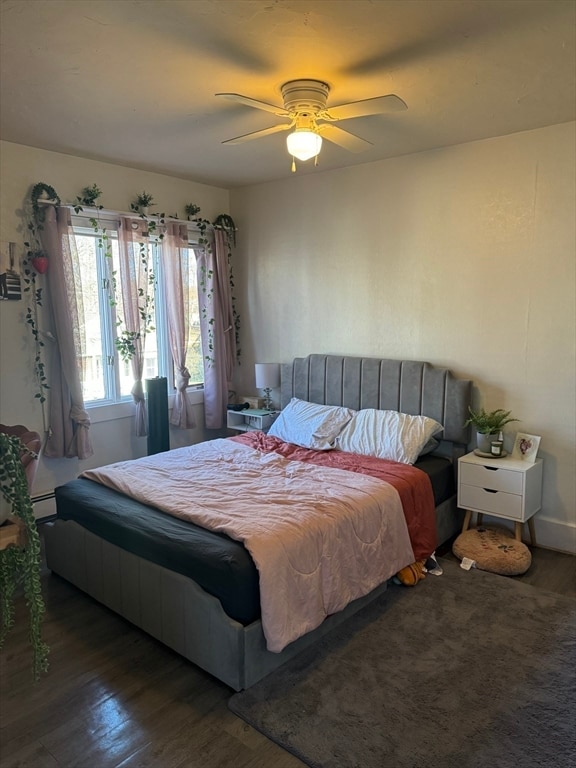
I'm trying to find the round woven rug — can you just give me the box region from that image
[452,526,532,576]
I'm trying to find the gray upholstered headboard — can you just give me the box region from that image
[280,354,472,447]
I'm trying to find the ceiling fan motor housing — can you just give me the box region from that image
[281,80,330,115]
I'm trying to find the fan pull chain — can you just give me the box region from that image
[291,158,296,173]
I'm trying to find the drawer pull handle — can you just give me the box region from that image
[484,466,499,471]
[483,488,498,493]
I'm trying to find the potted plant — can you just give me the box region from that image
[184,203,201,220]
[76,183,103,208]
[464,407,519,453]
[132,191,155,215]
[0,432,49,679]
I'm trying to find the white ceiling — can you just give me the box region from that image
[1,0,575,189]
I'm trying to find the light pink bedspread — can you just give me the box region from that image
[82,439,415,652]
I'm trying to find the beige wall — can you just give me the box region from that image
[1,127,574,551]
[0,141,229,499]
[230,122,576,552]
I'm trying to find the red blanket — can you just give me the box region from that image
[232,432,437,560]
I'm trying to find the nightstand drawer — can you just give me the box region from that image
[459,463,523,494]
[459,484,522,520]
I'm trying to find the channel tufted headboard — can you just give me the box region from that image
[280,354,472,448]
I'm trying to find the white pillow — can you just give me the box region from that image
[335,409,443,464]
[268,397,354,451]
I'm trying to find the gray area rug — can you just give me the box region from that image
[229,560,576,768]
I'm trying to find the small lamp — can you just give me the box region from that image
[255,363,280,411]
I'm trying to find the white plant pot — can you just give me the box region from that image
[476,432,497,453]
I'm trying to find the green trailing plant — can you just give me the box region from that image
[213,214,241,362]
[213,213,237,247]
[194,217,215,364]
[21,265,50,408]
[464,407,519,434]
[30,182,60,225]
[24,182,60,261]
[115,329,141,363]
[74,183,103,210]
[0,433,49,680]
[192,213,242,367]
[22,184,60,433]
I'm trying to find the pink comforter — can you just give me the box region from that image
[233,431,437,560]
[82,438,419,652]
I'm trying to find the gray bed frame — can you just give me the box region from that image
[44,355,471,691]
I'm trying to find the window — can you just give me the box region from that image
[72,216,203,406]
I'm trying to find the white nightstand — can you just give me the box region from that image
[457,452,543,545]
[226,408,278,434]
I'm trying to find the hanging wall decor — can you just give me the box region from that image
[0,241,22,301]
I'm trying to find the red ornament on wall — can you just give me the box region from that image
[32,255,49,274]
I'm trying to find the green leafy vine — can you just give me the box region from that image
[0,433,49,681]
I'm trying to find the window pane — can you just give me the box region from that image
[184,248,203,385]
[110,240,160,397]
[76,234,106,401]
[73,221,204,406]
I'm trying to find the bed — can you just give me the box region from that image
[44,354,471,690]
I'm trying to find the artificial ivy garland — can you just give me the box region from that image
[0,433,49,680]
[30,182,60,224]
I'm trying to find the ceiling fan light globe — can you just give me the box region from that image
[286,130,322,162]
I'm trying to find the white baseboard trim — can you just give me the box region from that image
[476,513,576,554]
[532,517,576,554]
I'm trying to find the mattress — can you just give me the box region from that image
[53,452,454,626]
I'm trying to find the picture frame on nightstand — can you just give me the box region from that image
[511,432,541,463]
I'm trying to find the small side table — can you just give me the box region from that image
[457,452,543,545]
[226,408,278,434]
[0,516,26,550]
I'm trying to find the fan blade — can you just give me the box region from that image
[319,124,373,153]
[326,94,407,120]
[222,123,291,145]
[216,92,289,117]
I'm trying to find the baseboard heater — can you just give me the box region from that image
[32,491,57,521]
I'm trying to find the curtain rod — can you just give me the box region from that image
[37,200,236,231]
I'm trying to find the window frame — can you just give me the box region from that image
[71,212,205,410]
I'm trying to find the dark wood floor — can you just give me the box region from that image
[1,530,574,768]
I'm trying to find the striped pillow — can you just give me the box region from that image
[268,398,354,450]
[336,409,443,464]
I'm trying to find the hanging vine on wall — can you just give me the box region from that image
[21,183,61,435]
[30,182,60,225]
[213,214,241,363]
[194,216,215,365]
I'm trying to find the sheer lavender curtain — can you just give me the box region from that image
[162,222,196,429]
[41,206,93,459]
[117,216,152,436]
[196,228,236,429]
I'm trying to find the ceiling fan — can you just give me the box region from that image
[216,79,407,170]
